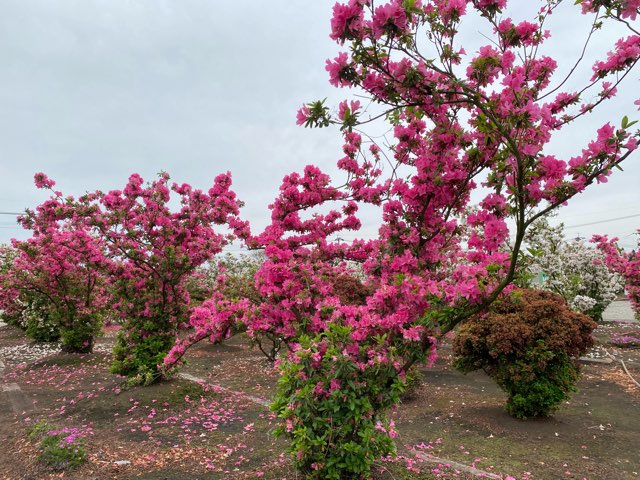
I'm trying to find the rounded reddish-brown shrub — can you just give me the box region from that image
[453,289,597,418]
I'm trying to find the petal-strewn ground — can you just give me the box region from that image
[0,307,638,480]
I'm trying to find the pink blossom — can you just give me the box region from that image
[325,52,354,87]
[372,1,408,39]
[330,2,364,42]
[33,172,55,189]
[296,104,310,126]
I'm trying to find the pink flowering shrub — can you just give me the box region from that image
[14,171,247,380]
[0,244,25,326]
[71,172,250,384]
[8,175,110,353]
[0,244,59,341]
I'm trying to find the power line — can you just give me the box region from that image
[0,212,22,216]
[565,213,640,229]
[559,205,639,221]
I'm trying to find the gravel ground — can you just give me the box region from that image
[0,341,60,366]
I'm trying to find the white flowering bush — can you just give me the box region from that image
[521,219,624,321]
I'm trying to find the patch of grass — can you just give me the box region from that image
[27,420,88,471]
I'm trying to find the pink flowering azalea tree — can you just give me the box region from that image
[71,172,249,384]
[8,174,110,353]
[594,231,640,318]
[167,1,639,477]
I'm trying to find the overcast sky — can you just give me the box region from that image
[1,1,638,250]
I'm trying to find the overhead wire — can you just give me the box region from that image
[564,213,640,229]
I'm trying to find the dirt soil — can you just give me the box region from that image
[0,319,638,480]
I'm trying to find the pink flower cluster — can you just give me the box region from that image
[592,35,640,80]
[580,0,640,20]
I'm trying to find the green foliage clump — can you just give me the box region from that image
[453,289,596,419]
[8,292,102,351]
[272,323,409,480]
[58,312,103,353]
[22,293,61,342]
[111,323,175,385]
[400,365,423,402]
[28,421,88,471]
